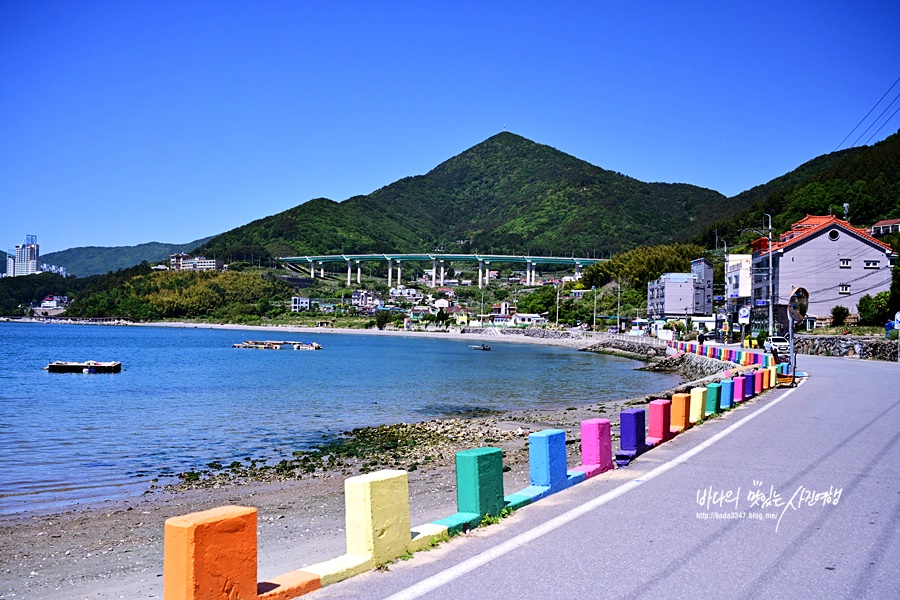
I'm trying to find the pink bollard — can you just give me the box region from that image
[646,399,672,446]
[573,418,613,478]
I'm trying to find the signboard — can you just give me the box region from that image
[714,295,724,301]
[722,323,729,332]
[738,306,751,324]
[755,299,767,306]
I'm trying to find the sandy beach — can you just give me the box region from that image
[1,323,685,599]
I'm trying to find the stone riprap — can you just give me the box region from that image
[794,335,899,361]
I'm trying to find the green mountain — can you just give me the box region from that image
[195,133,743,261]
[692,129,900,248]
[40,237,216,277]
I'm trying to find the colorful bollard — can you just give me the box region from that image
[733,376,745,403]
[506,429,584,506]
[743,372,755,399]
[646,399,672,447]
[719,379,734,409]
[435,447,504,534]
[705,382,722,416]
[670,393,691,435]
[572,418,614,478]
[689,388,706,423]
[615,408,647,467]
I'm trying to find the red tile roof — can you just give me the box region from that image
[754,215,894,254]
[873,218,900,227]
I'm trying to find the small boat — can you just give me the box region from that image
[469,344,491,351]
[45,360,122,374]
[233,340,322,350]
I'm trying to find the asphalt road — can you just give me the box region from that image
[309,353,900,599]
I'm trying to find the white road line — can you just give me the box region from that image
[384,380,806,600]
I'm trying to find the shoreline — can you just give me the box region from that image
[1,322,690,598]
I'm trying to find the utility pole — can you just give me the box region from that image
[617,284,621,333]
[555,282,560,328]
[765,213,774,336]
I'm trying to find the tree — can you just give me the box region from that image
[831,305,850,327]
[375,310,392,330]
[857,292,890,325]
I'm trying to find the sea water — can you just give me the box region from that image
[0,323,681,515]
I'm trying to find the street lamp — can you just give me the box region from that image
[592,285,597,331]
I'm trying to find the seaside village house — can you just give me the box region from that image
[646,258,714,337]
[751,215,897,330]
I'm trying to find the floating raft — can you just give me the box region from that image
[45,360,122,374]
[232,340,322,350]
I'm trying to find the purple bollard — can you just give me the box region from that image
[615,408,647,467]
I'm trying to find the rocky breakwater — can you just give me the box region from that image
[582,337,741,406]
[794,334,899,361]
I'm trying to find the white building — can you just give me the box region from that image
[170,253,224,271]
[725,254,752,318]
[291,297,313,312]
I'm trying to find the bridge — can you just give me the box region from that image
[278,253,606,288]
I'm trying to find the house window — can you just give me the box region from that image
[839,284,851,295]
[839,258,851,268]
[829,230,840,241]
[864,260,879,269]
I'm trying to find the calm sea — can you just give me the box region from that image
[0,323,681,516]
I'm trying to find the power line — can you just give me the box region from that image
[850,90,900,148]
[864,99,900,146]
[834,75,900,151]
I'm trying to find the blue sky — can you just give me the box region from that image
[2,1,899,254]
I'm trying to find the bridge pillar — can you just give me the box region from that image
[356,261,361,285]
[431,259,437,288]
[347,260,352,286]
[320,265,324,278]
[440,261,445,285]
[478,260,483,288]
[387,259,393,287]
[575,264,582,280]
[484,262,490,286]
[310,261,315,279]
[397,261,402,285]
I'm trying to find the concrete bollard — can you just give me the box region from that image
[743,372,755,399]
[733,376,745,403]
[670,393,691,434]
[753,370,762,394]
[344,470,411,564]
[768,366,777,388]
[506,429,584,506]
[646,399,672,446]
[164,505,259,600]
[435,447,504,534]
[615,408,647,467]
[689,388,706,423]
[720,379,734,409]
[572,418,614,478]
[705,382,722,416]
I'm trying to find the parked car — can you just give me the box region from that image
[764,336,789,354]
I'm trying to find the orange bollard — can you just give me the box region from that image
[164,505,258,600]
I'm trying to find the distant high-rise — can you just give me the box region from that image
[14,235,40,277]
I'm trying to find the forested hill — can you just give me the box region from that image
[195,133,739,261]
[692,129,900,248]
[40,237,215,277]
